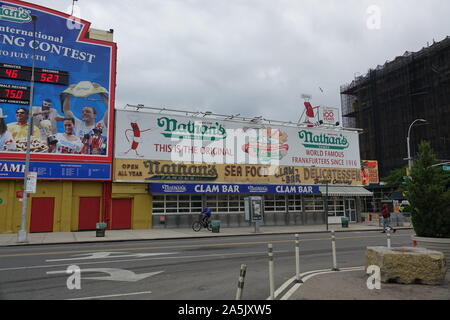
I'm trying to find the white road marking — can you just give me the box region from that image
[47,268,164,282]
[0,250,287,272]
[46,252,177,262]
[67,291,153,300]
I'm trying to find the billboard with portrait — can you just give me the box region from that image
[0,0,116,163]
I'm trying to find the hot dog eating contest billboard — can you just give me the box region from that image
[114,110,364,186]
[0,0,116,180]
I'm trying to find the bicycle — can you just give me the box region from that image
[192,215,212,232]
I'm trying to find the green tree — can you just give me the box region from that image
[403,141,450,238]
[383,167,407,188]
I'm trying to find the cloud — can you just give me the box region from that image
[25,0,450,121]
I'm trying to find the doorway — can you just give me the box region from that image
[30,198,55,233]
[345,199,357,222]
[78,197,101,230]
[111,199,132,230]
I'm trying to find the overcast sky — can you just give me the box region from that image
[26,0,450,121]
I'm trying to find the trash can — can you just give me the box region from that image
[211,220,220,233]
[96,222,107,237]
[341,217,349,228]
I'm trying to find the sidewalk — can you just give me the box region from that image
[0,223,405,247]
[287,268,450,300]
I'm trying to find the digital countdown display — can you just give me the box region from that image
[0,83,31,105]
[0,63,69,86]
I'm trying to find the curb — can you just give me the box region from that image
[277,267,365,300]
[0,227,414,248]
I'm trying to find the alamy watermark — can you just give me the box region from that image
[366,5,381,30]
[366,265,381,290]
[66,265,81,290]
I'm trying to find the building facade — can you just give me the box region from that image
[112,106,372,229]
[341,37,450,178]
[0,1,117,233]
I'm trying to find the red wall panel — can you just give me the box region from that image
[78,197,101,230]
[111,199,132,230]
[30,198,55,233]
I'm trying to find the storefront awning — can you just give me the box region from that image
[319,186,373,197]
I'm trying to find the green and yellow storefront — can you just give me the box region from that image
[111,159,373,229]
[0,179,110,233]
[0,170,155,234]
[0,1,118,234]
[109,107,373,229]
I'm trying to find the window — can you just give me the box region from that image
[152,194,248,215]
[214,195,246,214]
[264,195,286,213]
[288,195,302,212]
[304,195,324,212]
[152,195,203,215]
[327,198,345,217]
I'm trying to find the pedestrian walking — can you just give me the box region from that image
[381,204,396,233]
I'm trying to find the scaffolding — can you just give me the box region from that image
[341,36,450,177]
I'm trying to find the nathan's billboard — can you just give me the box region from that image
[114,110,361,170]
[0,0,116,163]
[113,159,364,186]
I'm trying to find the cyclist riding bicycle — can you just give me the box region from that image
[201,206,212,225]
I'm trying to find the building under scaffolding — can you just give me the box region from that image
[341,36,450,178]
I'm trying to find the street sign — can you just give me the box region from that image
[443,166,450,171]
[25,172,37,194]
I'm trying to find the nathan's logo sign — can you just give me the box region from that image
[157,117,227,141]
[0,5,32,23]
[143,160,218,181]
[161,184,188,193]
[298,130,350,150]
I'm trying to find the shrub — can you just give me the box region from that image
[403,141,450,238]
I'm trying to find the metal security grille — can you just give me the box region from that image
[152,195,202,214]
[287,195,302,212]
[206,194,246,214]
[264,195,287,212]
[304,195,324,212]
[327,198,345,217]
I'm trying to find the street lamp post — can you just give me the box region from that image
[17,15,38,243]
[407,119,427,172]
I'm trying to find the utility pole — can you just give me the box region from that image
[17,15,38,243]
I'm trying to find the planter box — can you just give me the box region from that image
[366,246,447,285]
[412,236,450,273]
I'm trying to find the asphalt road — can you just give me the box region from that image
[0,230,415,300]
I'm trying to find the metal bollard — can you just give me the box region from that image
[295,234,303,283]
[268,244,275,300]
[387,229,391,248]
[331,230,339,271]
[235,264,247,300]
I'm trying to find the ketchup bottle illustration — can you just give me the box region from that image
[304,101,320,127]
[122,119,153,157]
